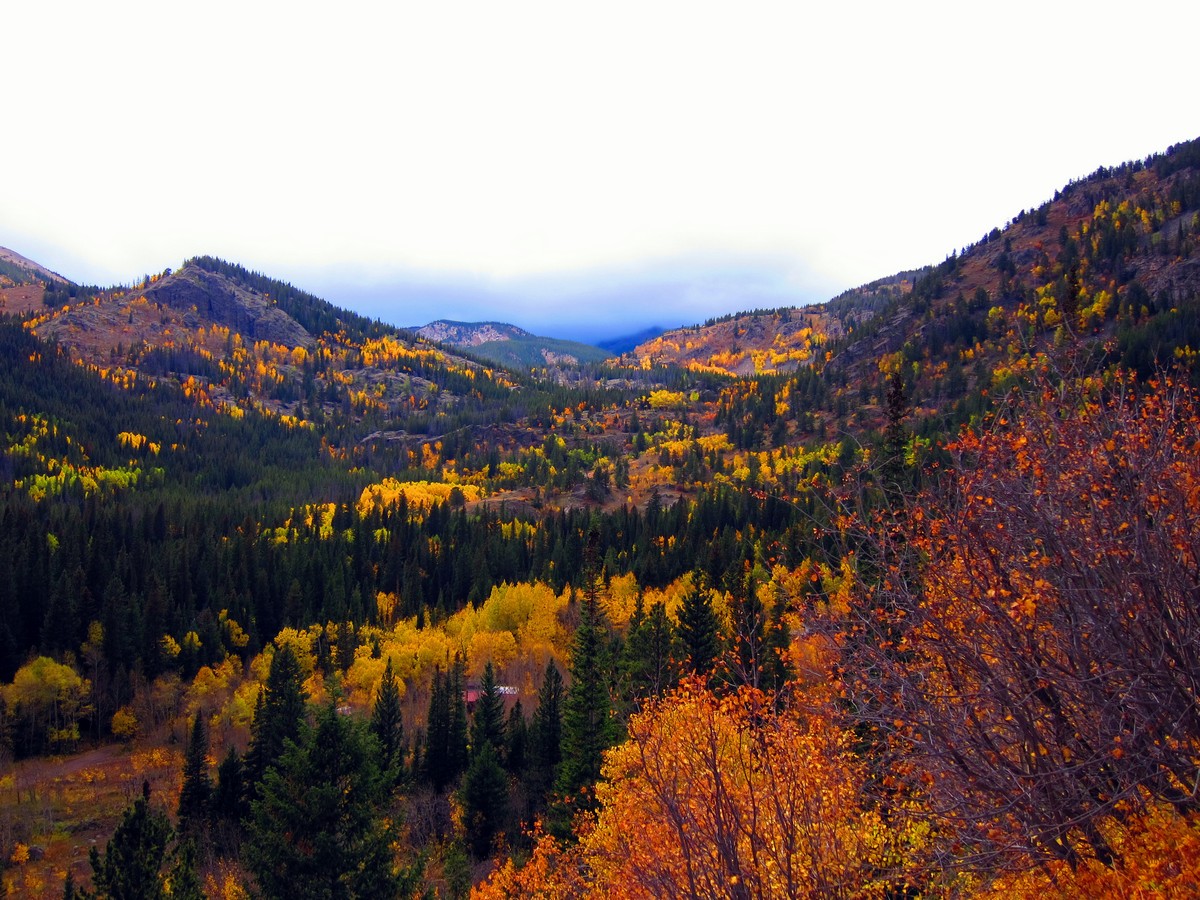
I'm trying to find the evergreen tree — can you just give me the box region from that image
[555,577,616,816]
[424,666,452,791]
[370,657,404,781]
[504,700,528,775]
[728,565,768,687]
[623,598,680,702]
[214,745,245,820]
[245,644,307,794]
[530,660,564,801]
[762,582,793,692]
[176,710,211,835]
[245,703,401,899]
[424,654,469,791]
[469,660,506,759]
[677,573,721,677]
[447,652,469,780]
[166,840,204,900]
[67,782,197,900]
[459,742,510,859]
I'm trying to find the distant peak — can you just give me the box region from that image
[417,321,532,346]
[0,246,69,284]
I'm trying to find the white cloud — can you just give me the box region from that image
[2,0,1197,335]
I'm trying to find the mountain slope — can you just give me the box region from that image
[617,137,1200,446]
[417,319,612,367]
[21,258,529,442]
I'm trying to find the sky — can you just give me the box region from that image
[3,1,1198,343]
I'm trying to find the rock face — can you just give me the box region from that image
[145,265,313,348]
[417,321,530,347]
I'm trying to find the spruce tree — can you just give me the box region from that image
[677,573,721,677]
[728,565,767,687]
[504,700,528,775]
[246,704,400,899]
[459,741,510,859]
[245,645,307,794]
[530,660,564,802]
[176,710,211,835]
[424,666,452,791]
[214,745,244,818]
[555,576,616,814]
[447,652,469,781]
[69,782,198,900]
[370,657,404,781]
[623,599,680,702]
[469,660,506,759]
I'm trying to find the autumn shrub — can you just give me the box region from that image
[846,370,1200,872]
[477,680,912,899]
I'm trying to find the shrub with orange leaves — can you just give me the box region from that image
[475,682,909,899]
[847,368,1200,871]
[586,682,908,898]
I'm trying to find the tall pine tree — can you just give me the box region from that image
[677,572,721,678]
[555,551,617,820]
[176,710,211,835]
[470,660,506,759]
[370,657,404,782]
[529,659,564,805]
[245,703,404,899]
[244,644,307,796]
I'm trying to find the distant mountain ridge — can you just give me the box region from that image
[416,319,612,368]
[628,137,1200,396]
[0,246,68,286]
[416,320,533,346]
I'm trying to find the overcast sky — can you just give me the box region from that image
[3,1,1197,342]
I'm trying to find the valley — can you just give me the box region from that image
[0,136,1198,898]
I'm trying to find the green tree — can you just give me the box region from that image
[676,574,721,678]
[459,741,509,859]
[469,661,506,759]
[529,660,563,804]
[423,658,468,792]
[504,700,528,775]
[213,744,245,821]
[623,597,680,703]
[370,657,404,782]
[176,710,211,835]
[245,703,402,899]
[244,644,307,794]
[555,581,616,815]
[67,783,199,900]
[423,666,452,791]
[448,653,469,780]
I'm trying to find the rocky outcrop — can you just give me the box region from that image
[144,265,313,348]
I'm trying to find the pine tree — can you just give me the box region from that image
[762,582,792,692]
[459,741,510,859]
[677,573,721,677]
[728,565,768,687]
[555,574,616,814]
[469,660,506,759]
[424,666,451,790]
[69,782,191,900]
[214,745,245,820]
[504,700,528,775]
[245,644,307,794]
[245,703,400,899]
[530,660,564,802]
[370,657,404,781]
[624,599,680,702]
[176,710,211,835]
[448,652,469,781]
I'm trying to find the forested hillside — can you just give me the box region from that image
[0,137,1198,898]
